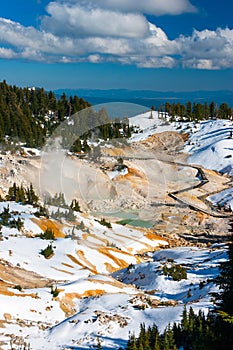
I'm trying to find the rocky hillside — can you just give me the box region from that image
[0,110,232,349]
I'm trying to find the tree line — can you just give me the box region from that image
[155,101,233,121]
[1,80,232,149]
[69,112,133,153]
[126,307,233,350]
[0,80,90,147]
[0,81,134,150]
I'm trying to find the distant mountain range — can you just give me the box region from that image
[54,89,233,108]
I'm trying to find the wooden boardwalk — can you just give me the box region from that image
[103,155,233,218]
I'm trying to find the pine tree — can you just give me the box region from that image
[215,221,233,316]
[126,333,137,350]
[143,336,151,350]
[82,138,91,153]
[188,307,195,332]
[172,323,182,349]
[18,185,26,204]
[148,324,159,348]
[166,324,177,350]
[209,101,216,119]
[153,332,161,350]
[26,184,39,206]
[0,205,11,226]
[70,138,82,153]
[65,208,76,221]
[70,199,81,212]
[6,182,17,201]
[0,80,90,147]
[186,101,192,120]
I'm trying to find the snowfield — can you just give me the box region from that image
[129,111,233,179]
[28,244,227,350]
[186,119,233,176]
[0,200,168,349]
[209,187,233,211]
[129,110,176,142]
[0,199,228,349]
[184,119,233,210]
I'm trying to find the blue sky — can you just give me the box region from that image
[0,0,232,91]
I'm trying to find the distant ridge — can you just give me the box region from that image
[54,89,233,107]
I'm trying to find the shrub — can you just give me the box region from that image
[95,218,112,229]
[39,228,55,240]
[0,205,11,226]
[14,285,23,291]
[163,263,187,281]
[0,207,24,230]
[51,207,76,221]
[127,263,134,272]
[65,208,76,221]
[51,286,59,298]
[40,244,54,259]
[9,217,24,231]
[199,281,205,289]
[76,221,85,230]
[44,192,68,208]
[34,205,49,218]
[70,199,81,212]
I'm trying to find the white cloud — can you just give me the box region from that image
[178,28,233,69]
[0,47,16,59]
[182,59,217,70]
[42,2,149,38]
[103,0,197,15]
[0,18,60,55]
[117,55,176,68]
[0,2,232,70]
[65,0,197,16]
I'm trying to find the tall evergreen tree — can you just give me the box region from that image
[26,183,39,206]
[215,221,233,316]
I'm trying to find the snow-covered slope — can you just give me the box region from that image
[30,245,227,349]
[129,110,176,142]
[184,119,233,210]
[0,200,228,349]
[185,119,233,175]
[113,246,227,303]
[129,112,233,211]
[209,187,233,211]
[0,201,168,349]
[129,113,233,178]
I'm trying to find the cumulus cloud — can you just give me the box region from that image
[0,16,173,62]
[0,1,232,70]
[42,2,149,38]
[178,28,233,69]
[116,55,176,68]
[101,0,197,16]
[0,47,16,59]
[65,0,197,16]
[0,18,65,55]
